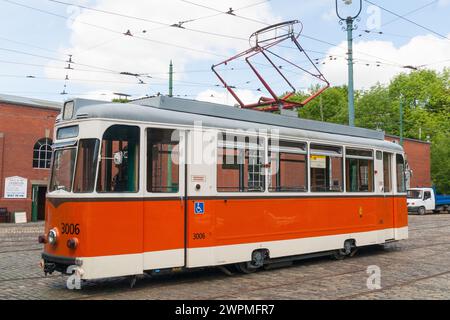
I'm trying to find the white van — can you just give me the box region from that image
[407,187,450,215]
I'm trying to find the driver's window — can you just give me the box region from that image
[97,125,140,193]
[424,191,431,200]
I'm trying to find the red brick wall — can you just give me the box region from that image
[385,135,431,188]
[0,102,59,221]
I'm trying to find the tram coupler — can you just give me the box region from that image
[43,262,56,275]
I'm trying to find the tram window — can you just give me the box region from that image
[97,125,140,193]
[396,154,406,193]
[217,134,265,192]
[269,140,307,192]
[383,152,392,193]
[73,139,99,193]
[345,148,374,192]
[310,144,343,192]
[147,128,179,193]
[49,147,76,192]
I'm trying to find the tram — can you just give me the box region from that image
[40,96,408,280]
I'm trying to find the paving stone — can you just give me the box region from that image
[0,215,449,299]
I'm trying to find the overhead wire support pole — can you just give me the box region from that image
[336,0,362,127]
[347,16,355,127]
[399,94,404,146]
[169,60,173,97]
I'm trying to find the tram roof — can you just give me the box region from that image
[64,96,403,151]
[132,96,385,140]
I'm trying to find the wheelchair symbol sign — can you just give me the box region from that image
[194,202,205,214]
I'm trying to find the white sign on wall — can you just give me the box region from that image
[14,212,27,224]
[4,176,28,199]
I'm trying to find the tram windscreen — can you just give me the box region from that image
[50,148,76,192]
[73,139,99,193]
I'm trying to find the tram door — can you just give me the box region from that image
[143,128,186,270]
[381,152,395,240]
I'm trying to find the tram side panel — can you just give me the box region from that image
[394,196,408,240]
[45,199,144,280]
[143,199,185,270]
[186,196,401,268]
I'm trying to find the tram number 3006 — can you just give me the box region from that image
[61,223,80,235]
[193,233,206,240]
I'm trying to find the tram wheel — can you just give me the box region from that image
[332,249,347,260]
[235,262,258,274]
[333,239,356,260]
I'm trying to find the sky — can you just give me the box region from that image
[0,0,449,105]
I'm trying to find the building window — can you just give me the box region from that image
[97,125,140,193]
[345,148,374,192]
[310,144,343,192]
[33,138,53,169]
[396,154,406,193]
[217,134,265,192]
[269,140,307,192]
[147,128,180,193]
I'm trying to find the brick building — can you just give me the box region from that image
[385,134,431,188]
[0,94,61,222]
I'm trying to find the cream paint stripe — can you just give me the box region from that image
[76,227,407,279]
[79,253,142,280]
[186,227,409,268]
[143,249,184,270]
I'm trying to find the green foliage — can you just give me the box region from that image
[296,86,348,124]
[112,98,129,103]
[294,68,449,193]
[431,133,450,194]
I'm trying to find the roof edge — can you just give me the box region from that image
[134,96,385,141]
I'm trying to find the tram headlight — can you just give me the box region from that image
[67,238,79,250]
[48,228,58,245]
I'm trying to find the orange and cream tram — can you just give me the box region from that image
[40,96,408,280]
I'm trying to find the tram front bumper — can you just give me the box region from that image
[41,252,83,275]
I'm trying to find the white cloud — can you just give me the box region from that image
[196,88,260,106]
[71,90,119,102]
[321,8,336,22]
[45,0,281,96]
[320,33,450,89]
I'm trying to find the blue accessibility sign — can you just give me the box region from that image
[194,202,205,214]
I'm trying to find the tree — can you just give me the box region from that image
[112,98,129,103]
[295,86,348,124]
[355,84,398,134]
[431,133,450,194]
[290,68,449,192]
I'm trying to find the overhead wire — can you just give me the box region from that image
[2,0,446,98]
[364,0,449,40]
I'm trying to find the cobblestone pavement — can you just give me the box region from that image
[0,214,449,300]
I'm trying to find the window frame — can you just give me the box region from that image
[73,138,100,194]
[146,127,181,194]
[268,139,308,193]
[33,138,53,169]
[309,143,344,193]
[49,146,77,193]
[396,153,407,193]
[345,147,375,193]
[382,152,393,193]
[216,133,266,193]
[96,124,141,194]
